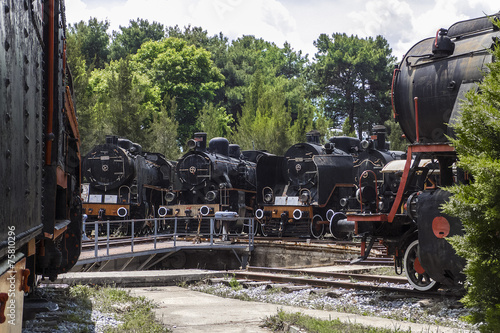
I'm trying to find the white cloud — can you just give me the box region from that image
[65,0,499,61]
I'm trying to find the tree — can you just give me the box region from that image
[232,74,293,155]
[442,36,500,332]
[196,104,234,140]
[384,118,408,151]
[132,38,225,143]
[68,18,110,69]
[148,100,181,160]
[310,33,395,138]
[109,19,165,61]
[84,58,162,151]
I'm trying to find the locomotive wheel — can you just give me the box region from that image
[403,240,439,291]
[310,214,325,239]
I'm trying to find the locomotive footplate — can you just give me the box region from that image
[347,213,388,235]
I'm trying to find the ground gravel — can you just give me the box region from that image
[190,281,476,330]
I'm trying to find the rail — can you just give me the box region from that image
[79,216,255,267]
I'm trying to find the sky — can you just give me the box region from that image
[66,0,498,61]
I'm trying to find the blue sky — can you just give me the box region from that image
[66,0,498,61]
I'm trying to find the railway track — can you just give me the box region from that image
[228,266,463,299]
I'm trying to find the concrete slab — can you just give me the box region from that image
[52,269,225,287]
[128,286,473,333]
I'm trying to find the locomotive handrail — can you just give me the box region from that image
[81,216,255,264]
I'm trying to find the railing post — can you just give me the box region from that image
[174,217,177,247]
[154,218,157,250]
[210,218,214,246]
[94,222,98,258]
[131,220,134,252]
[106,220,110,256]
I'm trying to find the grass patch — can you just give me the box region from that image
[263,309,411,333]
[69,285,170,333]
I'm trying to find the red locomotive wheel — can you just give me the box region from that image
[403,240,439,291]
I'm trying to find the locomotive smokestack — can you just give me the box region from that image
[372,125,386,150]
[106,135,119,145]
[306,130,321,144]
[189,132,207,151]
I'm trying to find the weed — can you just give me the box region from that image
[229,275,242,291]
[262,309,412,333]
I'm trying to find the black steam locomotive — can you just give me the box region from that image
[255,128,404,238]
[346,13,500,291]
[255,131,354,238]
[0,0,82,325]
[82,136,175,232]
[158,133,259,234]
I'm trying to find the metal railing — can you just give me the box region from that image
[81,216,256,262]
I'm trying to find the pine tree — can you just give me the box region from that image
[443,33,500,332]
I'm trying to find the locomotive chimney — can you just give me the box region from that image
[188,132,207,151]
[106,135,119,145]
[306,130,321,144]
[372,125,387,150]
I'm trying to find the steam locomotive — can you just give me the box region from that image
[345,13,500,291]
[157,133,259,234]
[255,131,354,238]
[82,136,175,233]
[255,127,404,238]
[0,0,82,327]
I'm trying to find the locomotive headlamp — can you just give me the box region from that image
[263,187,274,203]
[360,140,370,150]
[205,190,217,202]
[199,206,214,216]
[165,192,176,203]
[158,206,172,217]
[255,209,272,220]
[117,207,128,218]
[292,209,309,220]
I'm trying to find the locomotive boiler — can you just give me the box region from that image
[0,0,82,327]
[347,12,500,291]
[158,133,257,234]
[82,136,175,231]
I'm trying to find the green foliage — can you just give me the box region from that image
[229,275,242,291]
[148,103,181,160]
[109,19,165,61]
[231,75,293,155]
[66,17,396,159]
[384,118,408,151]
[68,18,110,69]
[196,104,234,140]
[311,33,395,138]
[133,37,225,143]
[443,33,500,332]
[263,309,411,333]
